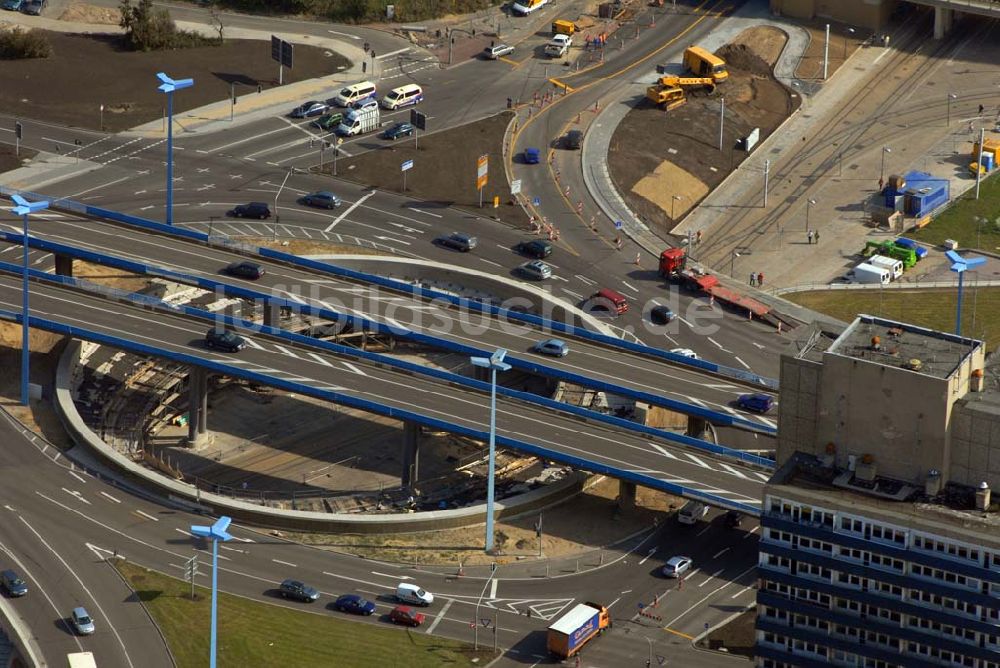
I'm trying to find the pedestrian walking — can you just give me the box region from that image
[815,230,820,244]
[807,229,814,244]
[635,252,641,265]
[749,272,757,287]
[979,104,985,116]
[758,272,765,287]
[878,176,884,191]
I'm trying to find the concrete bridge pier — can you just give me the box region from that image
[54,254,73,277]
[934,7,952,39]
[618,480,637,510]
[187,366,208,445]
[686,416,708,439]
[262,301,280,329]
[402,421,421,489]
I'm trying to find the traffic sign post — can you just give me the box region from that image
[532,196,541,207]
[410,109,427,149]
[614,220,623,230]
[271,35,294,85]
[510,179,522,196]
[333,137,343,175]
[14,121,21,156]
[402,159,413,192]
[476,154,489,208]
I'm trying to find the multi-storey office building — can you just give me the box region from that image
[757,315,1000,668]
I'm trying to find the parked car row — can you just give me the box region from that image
[279,580,433,628]
[290,82,423,118]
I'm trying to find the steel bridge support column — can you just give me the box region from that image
[934,7,952,39]
[402,421,421,489]
[187,367,208,445]
[686,416,707,439]
[54,254,73,277]
[618,480,637,510]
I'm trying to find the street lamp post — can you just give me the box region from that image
[157,72,194,226]
[671,194,684,220]
[8,194,49,407]
[947,250,986,336]
[470,349,511,553]
[843,27,855,59]
[191,516,233,668]
[730,251,740,279]
[880,146,891,182]
[947,92,957,127]
[805,198,817,232]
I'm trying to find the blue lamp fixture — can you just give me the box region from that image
[470,348,511,553]
[156,72,194,226]
[191,515,233,668]
[946,249,986,336]
[9,193,49,406]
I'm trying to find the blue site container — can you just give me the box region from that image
[902,171,949,217]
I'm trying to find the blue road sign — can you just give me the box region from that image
[637,602,645,610]
[533,196,541,206]
[401,159,414,172]
[614,220,624,230]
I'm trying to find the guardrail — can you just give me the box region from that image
[1,257,775,470]
[5,232,777,436]
[2,305,763,515]
[0,185,778,391]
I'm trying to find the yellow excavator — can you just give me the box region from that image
[645,75,716,109]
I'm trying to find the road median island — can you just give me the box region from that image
[114,560,494,668]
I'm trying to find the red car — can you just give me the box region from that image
[390,605,426,627]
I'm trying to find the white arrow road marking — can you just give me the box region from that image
[373,571,412,580]
[63,488,90,505]
[489,578,498,600]
[638,547,657,565]
[325,192,375,232]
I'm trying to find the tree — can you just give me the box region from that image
[209,4,225,43]
[119,0,178,51]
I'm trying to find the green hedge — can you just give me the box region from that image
[0,28,52,59]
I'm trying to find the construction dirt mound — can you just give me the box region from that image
[717,43,773,78]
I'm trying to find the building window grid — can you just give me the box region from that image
[913,534,982,566]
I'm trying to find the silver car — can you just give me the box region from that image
[518,260,552,280]
[71,606,95,635]
[484,44,514,59]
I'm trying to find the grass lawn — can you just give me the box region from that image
[910,172,1000,251]
[786,287,1000,349]
[115,561,491,668]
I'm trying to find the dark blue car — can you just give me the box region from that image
[737,393,774,414]
[334,594,376,615]
[1,0,24,10]
[524,147,540,164]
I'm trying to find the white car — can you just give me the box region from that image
[484,44,514,59]
[662,556,693,578]
[670,347,699,359]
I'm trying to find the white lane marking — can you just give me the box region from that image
[100,491,122,504]
[175,528,194,538]
[743,526,760,539]
[407,206,442,218]
[68,470,87,484]
[607,596,621,609]
[232,536,254,543]
[489,578,498,600]
[620,280,638,294]
[377,47,411,59]
[273,344,301,359]
[758,416,777,429]
[372,571,411,580]
[134,509,160,522]
[328,30,361,40]
[730,586,753,600]
[205,124,294,153]
[562,288,583,300]
[63,488,90,505]
[325,192,376,232]
[308,352,333,366]
[575,274,597,285]
[685,454,710,469]
[638,547,657,565]
[712,548,730,559]
[699,569,726,588]
[479,258,502,267]
[343,362,367,376]
[272,559,298,568]
[663,565,757,628]
[426,598,453,634]
[707,337,724,350]
[17,518,135,666]
[69,176,131,198]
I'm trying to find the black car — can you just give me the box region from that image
[290,100,329,118]
[1,570,27,597]
[230,202,271,219]
[514,239,553,259]
[224,261,264,280]
[279,579,320,602]
[563,130,583,149]
[650,305,676,324]
[437,233,477,252]
[383,122,414,140]
[204,328,246,352]
[21,0,43,14]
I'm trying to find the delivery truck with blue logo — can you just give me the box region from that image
[546,601,612,658]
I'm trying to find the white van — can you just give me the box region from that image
[849,262,891,285]
[868,255,903,280]
[381,84,423,110]
[396,583,434,606]
[332,81,377,108]
[678,500,708,525]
